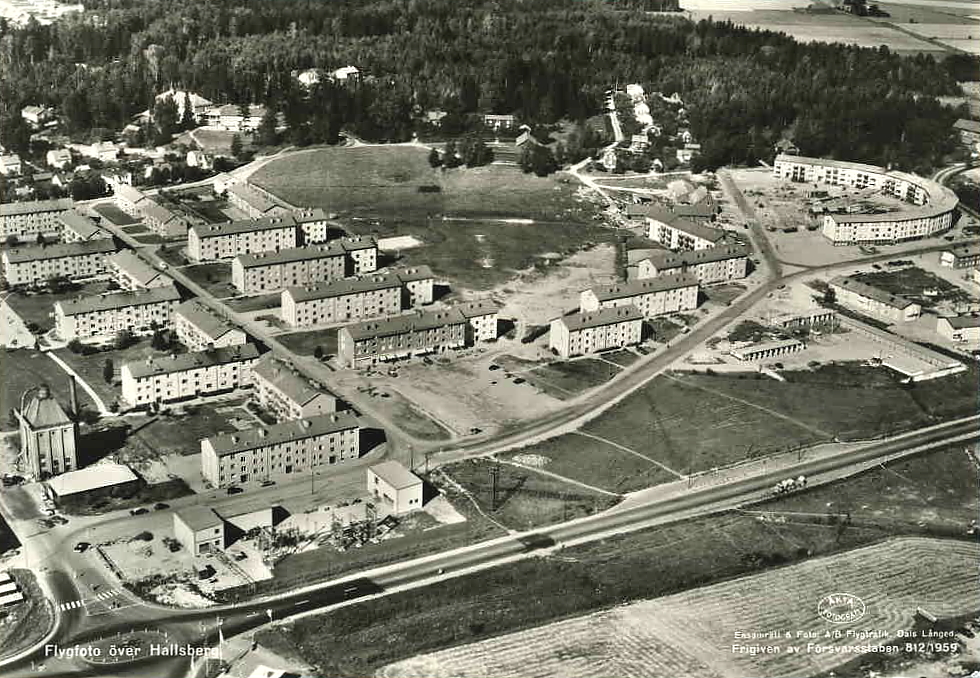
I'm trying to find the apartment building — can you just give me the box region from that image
[112,184,147,218]
[936,314,980,344]
[59,211,110,243]
[939,242,980,269]
[549,305,643,358]
[395,265,435,306]
[120,343,259,407]
[188,216,298,262]
[231,236,379,295]
[338,309,467,368]
[457,299,500,343]
[581,273,699,319]
[141,197,195,238]
[2,239,116,287]
[226,183,289,220]
[251,354,337,420]
[200,411,360,487]
[281,273,402,327]
[629,204,725,252]
[294,208,329,244]
[637,244,748,285]
[0,198,73,239]
[829,276,921,323]
[106,250,172,290]
[204,104,268,133]
[173,299,247,351]
[55,285,181,341]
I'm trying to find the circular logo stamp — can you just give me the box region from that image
[817,593,867,624]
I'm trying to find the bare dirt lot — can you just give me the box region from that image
[380,538,979,678]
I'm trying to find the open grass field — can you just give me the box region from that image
[92,203,138,225]
[123,402,248,457]
[442,458,618,530]
[257,505,907,678]
[5,282,112,332]
[0,570,54,663]
[180,262,235,297]
[224,292,281,313]
[0,349,97,431]
[275,328,338,357]
[379,538,979,678]
[523,358,623,401]
[52,339,179,408]
[852,266,972,308]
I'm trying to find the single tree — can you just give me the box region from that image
[114,328,135,350]
[823,286,837,305]
[427,147,442,168]
[313,346,324,360]
[443,140,461,168]
[103,358,114,384]
[150,330,167,351]
[5,235,17,247]
[230,134,244,159]
[180,92,196,130]
[35,232,45,246]
[257,107,278,147]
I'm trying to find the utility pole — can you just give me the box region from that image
[489,461,500,512]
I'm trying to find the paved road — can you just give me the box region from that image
[2,415,975,677]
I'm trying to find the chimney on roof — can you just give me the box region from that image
[68,376,78,418]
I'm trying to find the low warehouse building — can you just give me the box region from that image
[730,338,804,362]
[367,461,423,515]
[173,507,225,555]
[47,463,141,502]
[936,314,980,345]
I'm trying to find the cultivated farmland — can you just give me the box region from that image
[380,538,980,678]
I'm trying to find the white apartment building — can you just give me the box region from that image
[112,184,147,218]
[251,354,337,420]
[226,183,289,219]
[457,299,500,343]
[936,314,980,344]
[338,309,467,368]
[46,148,72,170]
[200,411,360,487]
[0,154,22,176]
[0,198,73,239]
[59,211,110,243]
[773,155,958,245]
[173,299,247,351]
[829,276,921,323]
[142,198,195,238]
[394,266,434,306]
[549,305,643,358]
[630,204,725,252]
[294,208,329,244]
[2,239,116,287]
[121,343,259,407]
[638,245,748,285]
[281,273,402,327]
[581,273,699,318]
[55,285,181,341]
[106,250,172,290]
[231,236,378,295]
[188,216,298,262]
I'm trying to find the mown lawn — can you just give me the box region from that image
[524,358,622,400]
[0,349,98,431]
[5,282,112,332]
[276,328,338,357]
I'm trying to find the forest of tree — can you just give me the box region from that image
[0,0,974,172]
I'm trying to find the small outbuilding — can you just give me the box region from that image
[367,461,423,515]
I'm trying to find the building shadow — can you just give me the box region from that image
[77,422,130,467]
[360,427,387,455]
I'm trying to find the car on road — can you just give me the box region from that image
[153,502,170,510]
[260,480,275,487]
[73,542,90,553]
[50,515,68,525]
[227,486,243,495]
[129,507,149,515]
[37,518,54,529]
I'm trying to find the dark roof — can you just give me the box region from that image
[624,203,674,221]
[251,354,333,407]
[829,276,916,310]
[559,305,643,332]
[204,411,359,457]
[588,272,699,302]
[942,314,980,329]
[456,299,499,318]
[21,386,72,428]
[175,299,239,341]
[4,238,116,264]
[393,265,434,283]
[643,244,748,270]
[124,343,259,379]
[953,119,980,134]
[236,242,346,268]
[943,242,980,259]
[292,208,328,223]
[0,198,72,217]
[343,309,466,341]
[285,273,400,303]
[57,285,180,316]
[191,214,296,239]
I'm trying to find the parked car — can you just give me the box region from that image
[73,542,90,553]
[153,502,170,510]
[50,515,68,525]
[260,480,275,487]
[226,486,243,495]
[130,507,148,516]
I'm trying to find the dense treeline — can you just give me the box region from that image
[0,0,973,171]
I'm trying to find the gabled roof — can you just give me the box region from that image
[292,208,328,223]
[59,211,106,240]
[106,250,167,286]
[21,386,72,428]
[285,272,400,303]
[643,244,748,270]
[235,242,346,268]
[56,285,180,316]
[205,411,359,457]
[829,276,916,310]
[953,119,980,134]
[3,238,116,264]
[588,272,699,302]
[251,354,333,407]
[0,198,72,217]
[393,265,433,283]
[112,184,146,205]
[174,299,239,342]
[944,242,980,259]
[369,460,421,489]
[227,183,280,214]
[343,309,466,341]
[941,314,980,329]
[456,299,499,318]
[558,305,643,332]
[141,198,183,225]
[191,214,296,239]
[124,343,258,379]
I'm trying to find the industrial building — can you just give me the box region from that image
[829,276,921,323]
[47,463,140,501]
[2,239,116,287]
[367,461,423,515]
[16,382,79,479]
[251,354,338,420]
[637,244,748,285]
[120,343,259,407]
[173,299,247,351]
[200,411,360,487]
[549,305,643,358]
[338,309,467,368]
[55,285,181,341]
[581,273,699,319]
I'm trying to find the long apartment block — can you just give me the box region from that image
[581,272,699,318]
[231,236,378,295]
[638,244,748,285]
[251,354,338,420]
[201,411,360,487]
[829,276,921,324]
[226,183,290,220]
[106,250,173,290]
[173,299,247,351]
[121,343,260,407]
[338,308,467,368]
[549,305,643,358]
[0,198,73,238]
[188,216,298,262]
[60,211,111,243]
[55,285,181,341]
[629,204,725,251]
[2,239,116,287]
[281,266,433,328]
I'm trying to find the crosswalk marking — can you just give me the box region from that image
[58,589,121,611]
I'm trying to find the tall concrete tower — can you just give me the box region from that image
[16,381,78,479]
